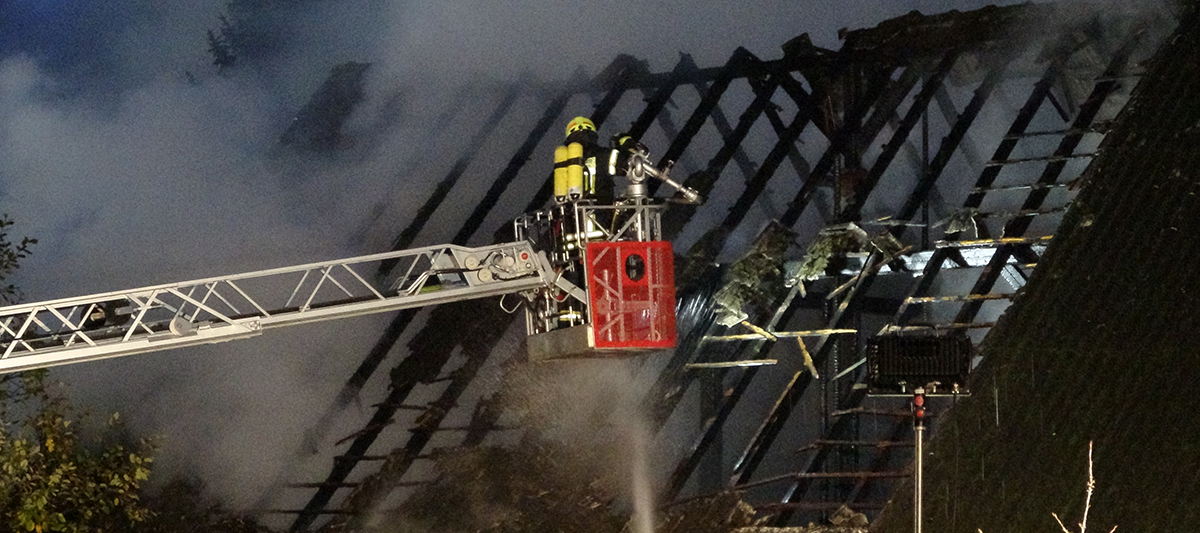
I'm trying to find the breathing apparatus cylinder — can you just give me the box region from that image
[566,142,584,199]
[553,145,570,202]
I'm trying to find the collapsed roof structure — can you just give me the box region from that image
[251,3,1182,530]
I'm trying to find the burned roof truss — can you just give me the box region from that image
[251,4,1171,530]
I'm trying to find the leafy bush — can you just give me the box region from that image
[0,214,36,305]
[0,370,157,532]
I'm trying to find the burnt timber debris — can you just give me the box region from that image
[252,3,1178,530]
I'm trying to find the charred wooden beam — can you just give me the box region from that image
[453,85,572,245]
[841,51,959,222]
[779,65,904,226]
[322,300,510,531]
[659,284,808,502]
[774,409,914,525]
[957,28,1146,325]
[891,54,1013,241]
[524,56,645,211]
[381,83,523,272]
[798,439,915,452]
[662,63,903,495]
[984,152,1096,167]
[1006,27,1147,237]
[730,251,888,486]
[759,76,817,214]
[656,48,757,177]
[904,293,1014,304]
[627,54,689,136]
[255,509,354,515]
[755,500,889,512]
[739,469,911,491]
[284,482,360,489]
[959,58,1061,211]
[719,79,814,231]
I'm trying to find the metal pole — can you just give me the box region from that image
[913,387,926,533]
[921,111,930,251]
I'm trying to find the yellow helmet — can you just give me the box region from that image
[565,116,596,137]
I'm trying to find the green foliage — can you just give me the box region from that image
[207,0,292,70]
[795,224,869,282]
[0,371,158,532]
[0,216,271,533]
[0,214,37,305]
[206,27,237,72]
[713,222,798,327]
[934,207,979,236]
[0,216,161,530]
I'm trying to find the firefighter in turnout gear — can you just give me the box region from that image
[546,117,643,329]
[554,116,647,205]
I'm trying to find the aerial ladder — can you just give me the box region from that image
[0,151,700,374]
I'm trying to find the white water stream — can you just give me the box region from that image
[629,421,656,533]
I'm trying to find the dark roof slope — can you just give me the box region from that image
[839,3,1045,56]
[873,6,1200,533]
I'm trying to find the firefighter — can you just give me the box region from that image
[547,118,654,329]
[554,116,646,204]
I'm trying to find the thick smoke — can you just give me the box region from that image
[1,0,1118,516]
[0,0,399,509]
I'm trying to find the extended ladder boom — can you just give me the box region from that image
[0,241,570,374]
